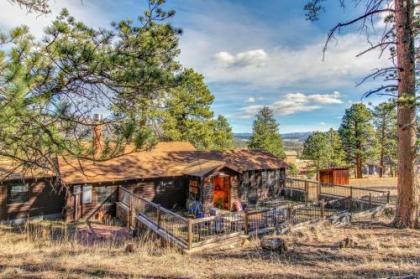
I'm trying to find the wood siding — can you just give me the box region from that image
[319,168,349,185]
[65,177,187,222]
[0,178,65,222]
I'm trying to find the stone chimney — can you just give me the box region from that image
[92,114,103,158]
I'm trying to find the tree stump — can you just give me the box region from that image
[261,236,288,253]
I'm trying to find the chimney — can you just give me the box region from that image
[92,114,104,158]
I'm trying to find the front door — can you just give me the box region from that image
[213,175,231,210]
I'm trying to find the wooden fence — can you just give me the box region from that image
[285,177,391,206]
[116,178,391,252]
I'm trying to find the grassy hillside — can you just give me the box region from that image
[0,215,418,278]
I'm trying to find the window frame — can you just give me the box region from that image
[82,185,92,204]
[7,184,30,205]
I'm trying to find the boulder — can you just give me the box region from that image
[261,236,288,253]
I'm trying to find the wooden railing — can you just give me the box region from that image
[118,187,190,248]
[285,177,391,205]
[116,178,391,251]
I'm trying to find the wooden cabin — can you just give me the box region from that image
[0,142,287,223]
[318,167,350,185]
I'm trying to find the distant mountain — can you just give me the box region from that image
[234,132,312,143]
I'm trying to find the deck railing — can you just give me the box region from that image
[117,177,391,251]
[118,187,190,247]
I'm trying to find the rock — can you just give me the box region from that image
[124,243,135,253]
[261,236,288,253]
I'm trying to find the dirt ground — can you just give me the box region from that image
[0,215,418,279]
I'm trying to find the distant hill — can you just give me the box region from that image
[234,132,312,143]
[233,132,312,154]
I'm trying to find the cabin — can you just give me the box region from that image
[0,142,287,223]
[318,167,350,185]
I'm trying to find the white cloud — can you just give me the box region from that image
[214,49,267,68]
[320,122,326,126]
[0,0,109,38]
[246,97,256,103]
[238,91,343,119]
[179,10,392,90]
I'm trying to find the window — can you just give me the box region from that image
[159,180,174,188]
[261,171,268,185]
[8,184,29,204]
[96,186,115,204]
[82,185,92,204]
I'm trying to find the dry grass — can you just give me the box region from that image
[0,216,419,279]
[349,176,420,198]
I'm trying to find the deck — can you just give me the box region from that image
[112,178,390,252]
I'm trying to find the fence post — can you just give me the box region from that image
[387,191,390,204]
[369,193,372,208]
[156,205,161,230]
[287,206,292,223]
[304,181,309,205]
[244,210,249,235]
[128,194,133,228]
[320,200,325,218]
[349,186,353,213]
[187,219,193,250]
[317,182,321,201]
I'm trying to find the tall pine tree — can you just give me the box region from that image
[338,103,378,178]
[372,101,397,177]
[161,69,233,151]
[248,106,285,159]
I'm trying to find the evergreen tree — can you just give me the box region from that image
[248,106,285,159]
[302,129,345,171]
[372,101,397,177]
[161,69,233,150]
[338,103,378,178]
[0,0,183,175]
[210,115,234,151]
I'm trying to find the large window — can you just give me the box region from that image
[8,184,29,204]
[82,185,92,204]
[96,186,115,204]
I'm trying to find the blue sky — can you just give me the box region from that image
[0,0,392,133]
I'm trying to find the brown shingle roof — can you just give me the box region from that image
[0,159,54,181]
[58,141,198,184]
[1,142,288,184]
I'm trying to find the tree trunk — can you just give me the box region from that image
[392,0,418,228]
[379,119,385,178]
[355,154,363,179]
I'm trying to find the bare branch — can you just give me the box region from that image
[323,8,395,58]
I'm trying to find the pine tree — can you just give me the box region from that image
[372,101,397,177]
[0,1,183,174]
[338,104,378,178]
[210,115,234,151]
[304,0,418,229]
[161,69,234,150]
[302,129,345,171]
[248,106,285,159]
